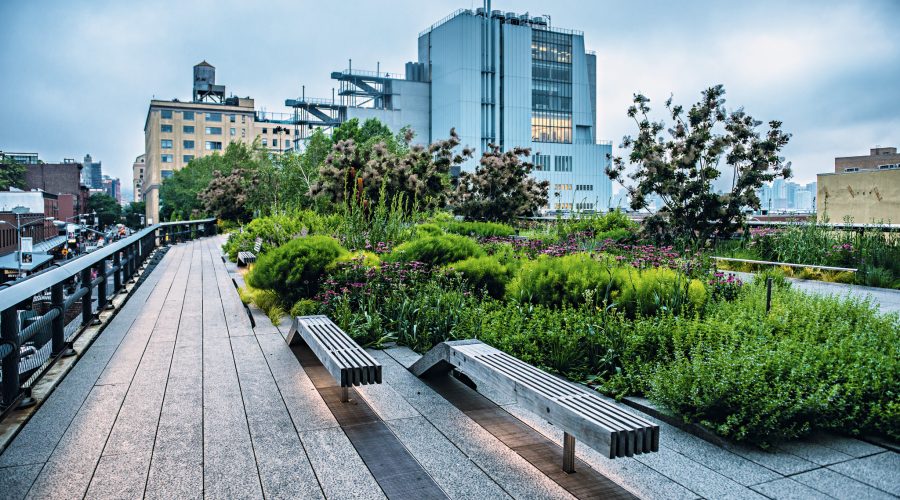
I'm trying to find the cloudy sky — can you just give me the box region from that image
[1,0,898,196]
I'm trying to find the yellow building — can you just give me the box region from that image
[142,61,296,223]
[817,168,900,223]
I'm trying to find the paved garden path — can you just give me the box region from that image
[731,271,900,314]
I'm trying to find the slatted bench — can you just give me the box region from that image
[411,339,659,472]
[286,315,382,401]
[237,238,263,267]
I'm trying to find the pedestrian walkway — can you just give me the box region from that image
[0,237,895,499]
[731,271,900,314]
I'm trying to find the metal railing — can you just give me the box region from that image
[711,256,858,273]
[0,218,216,414]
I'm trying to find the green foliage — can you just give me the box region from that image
[239,286,285,324]
[0,156,27,191]
[554,210,636,241]
[609,85,792,243]
[222,212,324,261]
[452,145,549,221]
[445,256,512,299]
[412,223,444,238]
[123,201,145,228]
[508,254,614,308]
[441,220,516,238]
[247,235,346,304]
[649,281,900,445]
[334,183,415,250]
[329,251,381,271]
[387,233,484,267]
[87,193,121,227]
[290,299,320,317]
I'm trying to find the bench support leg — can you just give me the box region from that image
[563,432,576,473]
[341,386,349,403]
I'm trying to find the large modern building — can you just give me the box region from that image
[82,154,102,189]
[143,61,296,223]
[818,146,900,222]
[288,6,613,211]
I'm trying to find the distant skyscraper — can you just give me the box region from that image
[82,154,103,189]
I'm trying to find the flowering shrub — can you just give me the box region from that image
[709,272,743,301]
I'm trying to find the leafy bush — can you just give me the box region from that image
[223,211,323,261]
[412,223,444,238]
[386,233,484,267]
[441,220,516,238]
[614,267,707,317]
[554,210,637,241]
[247,236,347,304]
[649,282,900,445]
[290,299,320,317]
[508,254,615,308]
[328,251,381,271]
[445,256,513,299]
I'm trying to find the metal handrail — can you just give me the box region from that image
[1,218,216,412]
[0,219,213,308]
[712,256,858,273]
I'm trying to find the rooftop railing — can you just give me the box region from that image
[0,219,216,415]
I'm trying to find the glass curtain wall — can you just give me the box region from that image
[531,30,573,143]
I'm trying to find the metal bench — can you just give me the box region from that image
[286,315,382,401]
[411,339,659,472]
[237,238,263,267]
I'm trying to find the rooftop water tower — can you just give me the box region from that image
[193,61,226,103]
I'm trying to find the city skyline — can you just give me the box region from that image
[1,0,898,186]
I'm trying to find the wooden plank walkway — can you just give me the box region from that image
[0,237,615,499]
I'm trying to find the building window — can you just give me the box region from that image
[576,184,594,191]
[205,141,222,151]
[230,128,236,137]
[531,29,573,144]
[161,154,173,163]
[160,109,173,119]
[183,111,194,120]
[554,184,573,191]
[183,125,195,133]
[230,114,236,123]
[532,154,551,171]
[161,170,174,179]
[262,127,268,134]
[241,128,246,138]
[205,112,222,122]
[160,139,173,149]
[205,127,222,135]
[272,139,278,147]
[554,156,572,172]
[262,138,268,146]
[160,124,173,133]
[576,202,594,210]
[183,155,194,163]
[183,140,195,149]
[241,115,246,123]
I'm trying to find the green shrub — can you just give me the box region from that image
[554,210,637,240]
[247,236,347,304]
[412,223,445,238]
[290,299,320,317]
[614,267,707,317]
[507,254,615,308]
[328,251,381,271]
[387,233,484,267]
[441,220,516,238]
[223,211,323,261]
[649,282,900,445]
[445,256,513,299]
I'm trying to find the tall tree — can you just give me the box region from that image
[0,155,27,191]
[123,201,145,228]
[608,85,791,243]
[199,168,255,222]
[87,193,122,227]
[452,145,549,221]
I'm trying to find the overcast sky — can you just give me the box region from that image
[1,0,898,195]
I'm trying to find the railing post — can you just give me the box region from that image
[113,250,123,294]
[95,258,108,315]
[81,267,93,326]
[1,306,20,409]
[51,282,75,357]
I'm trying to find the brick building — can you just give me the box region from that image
[23,162,89,221]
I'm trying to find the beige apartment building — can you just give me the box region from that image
[132,154,145,202]
[818,146,900,223]
[143,61,297,223]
